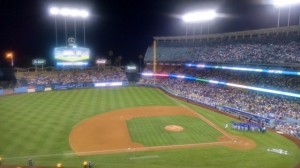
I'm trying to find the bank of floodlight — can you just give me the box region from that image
[49,7,89,18]
[49,6,90,47]
[273,0,300,27]
[182,10,217,23]
[273,0,300,7]
[50,7,59,15]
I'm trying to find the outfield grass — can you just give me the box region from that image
[127,116,222,146]
[0,87,299,168]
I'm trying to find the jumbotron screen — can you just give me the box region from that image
[54,46,90,62]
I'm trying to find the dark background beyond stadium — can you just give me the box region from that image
[0,0,299,67]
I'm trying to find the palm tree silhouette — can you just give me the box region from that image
[117,55,122,66]
[108,50,113,65]
[138,54,144,72]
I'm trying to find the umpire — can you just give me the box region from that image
[88,161,92,168]
[28,158,33,167]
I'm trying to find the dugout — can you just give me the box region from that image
[217,106,272,126]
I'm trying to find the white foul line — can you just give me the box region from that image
[3,141,233,159]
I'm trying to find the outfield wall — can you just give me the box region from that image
[1,81,129,95]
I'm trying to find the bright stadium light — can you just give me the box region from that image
[273,0,300,7]
[182,10,217,23]
[5,51,14,67]
[49,7,89,18]
[49,6,90,46]
[81,10,89,18]
[273,0,300,27]
[60,8,70,16]
[50,7,59,15]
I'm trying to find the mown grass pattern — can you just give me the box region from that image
[0,87,299,168]
[127,116,222,146]
[0,88,173,157]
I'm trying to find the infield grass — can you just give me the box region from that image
[0,87,299,168]
[127,116,222,146]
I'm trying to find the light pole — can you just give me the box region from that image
[208,22,210,34]
[49,7,89,45]
[273,0,300,27]
[83,20,86,46]
[185,23,188,36]
[6,52,13,67]
[277,8,280,28]
[65,17,67,45]
[288,6,291,26]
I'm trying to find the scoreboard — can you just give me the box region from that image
[126,65,138,72]
[54,46,90,66]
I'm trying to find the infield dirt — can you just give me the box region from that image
[69,106,255,155]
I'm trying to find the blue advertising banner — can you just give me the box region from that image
[35,85,45,92]
[14,87,28,93]
[54,84,70,90]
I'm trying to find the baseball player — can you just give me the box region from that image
[28,158,33,167]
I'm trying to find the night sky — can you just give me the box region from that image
[0,0,299,67]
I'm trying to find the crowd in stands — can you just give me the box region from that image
[16,67,127,86]
[275,121,300,137]
[190,68,299,92]
[153,65,300,92]
[145,33,300,65]
[139,65,300,138]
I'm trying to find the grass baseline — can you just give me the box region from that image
[3,141,233,160]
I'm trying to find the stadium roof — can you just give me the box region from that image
[154,26,300,41]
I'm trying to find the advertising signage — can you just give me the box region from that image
[32,59,46,66]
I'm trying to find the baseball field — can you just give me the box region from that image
[0,87,299,168]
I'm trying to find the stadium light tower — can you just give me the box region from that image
[6,51,13,67]
[49,7,89,19]
[182,10,217,35]
[182,10,217,23]
[273,0,300,27]
[49,7,89,46]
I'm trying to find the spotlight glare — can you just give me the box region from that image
[70,9,80,17]
[81,10,89,18]
[50,7,59,15]
[60,8,70,16]
[273,0,300,7]
[49,7,89,18]
[183,10,217,23]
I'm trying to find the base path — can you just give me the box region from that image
[69,106,255,155]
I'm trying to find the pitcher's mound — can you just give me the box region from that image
[165,125,184,132]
